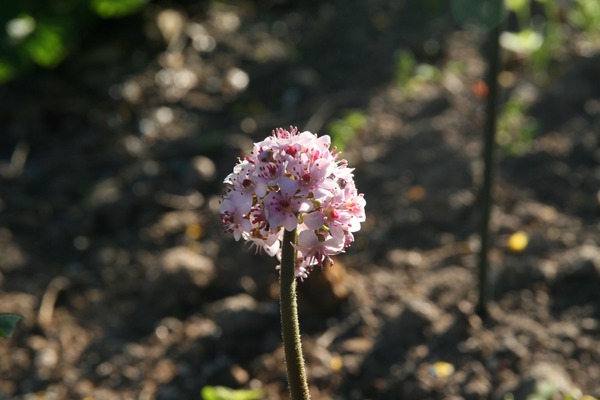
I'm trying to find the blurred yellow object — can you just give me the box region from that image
[507,231,528,253]
[329,355,343,372]
[429,361,455,378]
[408,185,426,202]
[186,224,203,240]
[582,396,599,400]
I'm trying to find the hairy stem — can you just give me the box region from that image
[280,228,311,400]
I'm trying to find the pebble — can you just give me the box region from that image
[208,293,267,335]
[161,246,216,288]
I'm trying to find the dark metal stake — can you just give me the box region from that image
[476,0,503,319]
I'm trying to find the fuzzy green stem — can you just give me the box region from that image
[279,228,311,400]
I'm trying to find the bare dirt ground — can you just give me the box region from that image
[1,1,599,399]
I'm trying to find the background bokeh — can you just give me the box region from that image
[1,1,599,399]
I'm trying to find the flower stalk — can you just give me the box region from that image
[220,126,365,399]
[279,228,310,400]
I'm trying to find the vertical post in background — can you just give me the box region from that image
[476,0,503,319]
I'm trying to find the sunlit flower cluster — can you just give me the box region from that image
[220,127,366,278]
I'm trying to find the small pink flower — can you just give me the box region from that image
[264,177,312,231]
[220,198,252,241]
[297,229,345,267]
[248,232,281,257]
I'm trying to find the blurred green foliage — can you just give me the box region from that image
[503,380,598,400]
[569,0,600,34]
[393,50,441,95]
[493,0,600,157]
[200,386,264,400]
[0,0,145,83]
[501,0,600,80]
[327,110,367,151]
[394,50,417,88]
[527,381,560,400]
[0,313,23,338]
[91,0,145,18]
[497,97,537,156]
[451,0,506,30]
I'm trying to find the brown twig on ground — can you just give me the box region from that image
[38,276,70,328]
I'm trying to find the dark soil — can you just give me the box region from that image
[1,1,599,399]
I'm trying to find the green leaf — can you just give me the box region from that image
[504,0,530,13]
[394,50,416,88]
[0,58,19,83]
[568,0,600,33]
[345,111,367,131]
[90,0,145,18]
[451,0,506,30]
[0,314,23,338]
[200,386,264,400]
[327,110,366,150]
[22,21,69,68]
[499,30,544,54]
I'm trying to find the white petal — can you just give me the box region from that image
[303,212,325,230]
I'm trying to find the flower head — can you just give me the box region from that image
[221,127,365,277]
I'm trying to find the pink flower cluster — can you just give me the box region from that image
[220,127,366,278]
